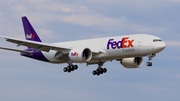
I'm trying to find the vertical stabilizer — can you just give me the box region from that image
[22,16,42,42]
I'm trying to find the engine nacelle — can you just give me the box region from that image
[121,57,143,68]
[68,48,92,63]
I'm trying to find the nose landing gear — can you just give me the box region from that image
[146,62,152,66]
[146,54,156,67]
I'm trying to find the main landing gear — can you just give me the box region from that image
[63,65,78,73]
[63,61,107,76]
[146,54,156,67]
[92,62,107,76]
[92,67,107,76]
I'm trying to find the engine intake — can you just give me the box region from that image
[68,48,92,63]
[121,57,143,68]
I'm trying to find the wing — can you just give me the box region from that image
[0,35,71,52]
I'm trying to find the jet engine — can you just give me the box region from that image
[68,48,92,63]
[121,57,143,68]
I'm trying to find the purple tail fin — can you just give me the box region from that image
[22,16,42,42]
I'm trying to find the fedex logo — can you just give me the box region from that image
[107,37,134,49]
[26,33,35,39]
[71,52,78,56]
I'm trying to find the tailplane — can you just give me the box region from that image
[22,16,42,42]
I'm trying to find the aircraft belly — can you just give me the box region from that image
[42,51,68,63]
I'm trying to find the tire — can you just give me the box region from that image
[99,68,103,74]
[71,65,74,71]
[92,70,96,75]
[68,69,71,73]
[149,62,152,66]
[67,66,71,72]
[74,65,78,70]
[96,69,100,75]
[146,62,152,66]
[103,68,107,73]
[63,67,67,72]
[146,62,150,66]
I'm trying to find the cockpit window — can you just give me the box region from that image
[153,39,162,42]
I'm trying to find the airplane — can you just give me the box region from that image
[0,16,166,76]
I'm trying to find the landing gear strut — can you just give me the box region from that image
[146,54,156,66]
[92,62,107,76]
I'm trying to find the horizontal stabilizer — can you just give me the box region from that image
[0,47,33,54]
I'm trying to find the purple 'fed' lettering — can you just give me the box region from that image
[107,37,134,49]
[107,38,123,49]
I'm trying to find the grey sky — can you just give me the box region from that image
[0,0,180,101]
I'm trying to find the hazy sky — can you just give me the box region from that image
[0,0,180,101]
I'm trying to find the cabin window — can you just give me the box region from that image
[153,39,162,42]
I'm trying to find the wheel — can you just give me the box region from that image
[146,62,152,66]
[103,68,107,73]
[146,62,150,66]
[67,66,70,71]
[97,73,100,76]
[67,66,71,72]
[149,62,152,66]
[68,69,71,73]
[92,70,96,75]
[63,67,67,72]
[74,65,78,70]
[99,68,103,74]
[71,68,74,71]
[97,68,103,74]
[96,69,100,75]
[146,62,149,66]
[70,65,74,71]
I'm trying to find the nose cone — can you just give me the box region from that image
[154,42,166,53]
[161,42,166,50]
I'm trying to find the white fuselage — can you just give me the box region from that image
[41,34,166,63]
